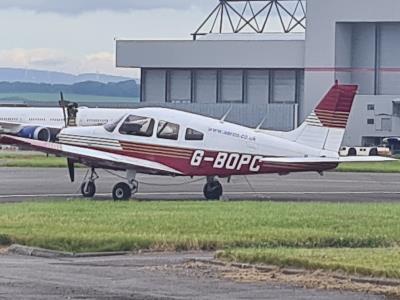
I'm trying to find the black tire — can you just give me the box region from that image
[369,148,378,156]
[112,182,132,201]
[348,148,357,156]
[203,181,223,200]
[81,181,96,198]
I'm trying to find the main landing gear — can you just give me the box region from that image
[203,176,223,200]
[80,168,138,201]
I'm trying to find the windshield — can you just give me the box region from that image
[104,115,125,133]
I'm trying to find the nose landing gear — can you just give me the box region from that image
[203,176,223,200]
[81,168,99,198]
[80,168,139,201]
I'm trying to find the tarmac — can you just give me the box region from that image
[0,167,399,202]
[0,251,388,300]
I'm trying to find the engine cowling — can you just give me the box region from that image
[18,126,51,142]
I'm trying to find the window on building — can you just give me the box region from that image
[167,70,192,103]
[119,115,154,137]
[157,121,180,140]
[185,128,204,141]
[381,118,392,131]
[367,118,375,125]
[367,104,375,111]
[219,70,243,103]
[271,70,296,103]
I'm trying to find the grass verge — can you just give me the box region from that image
[217,247,400,279]
[0,201,400,253]
[336,161,400,173]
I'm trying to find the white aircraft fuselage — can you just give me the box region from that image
[0,107,127,128]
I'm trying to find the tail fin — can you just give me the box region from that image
[287,83,358,153]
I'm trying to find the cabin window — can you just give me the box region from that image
[119,115,154,137]
[157,121,180,140]
[185,128,204,141]
[104,116,124,133]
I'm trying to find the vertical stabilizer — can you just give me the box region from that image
[286,83,358,153]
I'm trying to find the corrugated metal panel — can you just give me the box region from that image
[194,70,217,104]
[351,23,376,95]
[143,70,166,103]
[271,70,296,103]
[246,70,269,105]
[168,70,191,102]
[220,70,243,103]
[379,23,400,95]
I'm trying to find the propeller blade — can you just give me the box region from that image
[67,159,75,182]
[59,91,68,128]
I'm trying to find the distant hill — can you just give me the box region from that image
[0,80,140,98]
[0,68,135,84]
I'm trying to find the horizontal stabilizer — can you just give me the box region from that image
[338,156,396,163]
[262,156,396,164]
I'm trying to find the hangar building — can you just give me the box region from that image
[116,0,400,147]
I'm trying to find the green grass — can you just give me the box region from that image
[217,247,400,279]
[336,161,400,173]
[0,201,400,253]
[0,157,67,168]
[0,153,67,168]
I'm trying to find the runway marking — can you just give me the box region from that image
[1,191,400,199]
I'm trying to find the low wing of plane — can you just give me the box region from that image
[0,134,182,176]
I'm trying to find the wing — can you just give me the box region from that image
[0,134,182,175]
[261,156,396,164]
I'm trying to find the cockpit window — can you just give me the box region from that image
[104,116,124,133]
[185,128,204,141]
[119,115,155,137]
[157,121,180,140]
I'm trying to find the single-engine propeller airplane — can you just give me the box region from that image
[0,83,394,200]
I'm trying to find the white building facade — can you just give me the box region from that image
[116,0,400,147]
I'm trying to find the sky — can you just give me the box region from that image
[0,0,216,78]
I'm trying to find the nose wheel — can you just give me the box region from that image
[203,177,223,200]
[81,168,99,198]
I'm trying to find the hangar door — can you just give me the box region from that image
[246,70,269,105]
[143,69,166,103]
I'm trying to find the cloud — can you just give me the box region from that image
[0,48,67,68]
[0,48,138,77]
[0,0,216,15]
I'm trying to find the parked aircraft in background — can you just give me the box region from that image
[0,105,128,142]
[0,83,394,200]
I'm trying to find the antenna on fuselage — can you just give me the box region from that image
[220,105,233,123]
[255,115,268,131]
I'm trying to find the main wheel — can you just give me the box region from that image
[203,181,223,200]
[112,182,132,201]
[81,181,96,198]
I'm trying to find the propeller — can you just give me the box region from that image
[67,158,75,182]
[59,91,68,128]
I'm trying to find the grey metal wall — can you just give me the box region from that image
[116,40,305,69]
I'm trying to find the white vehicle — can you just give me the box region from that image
[0,83,394,200]
[339,146,391,157]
